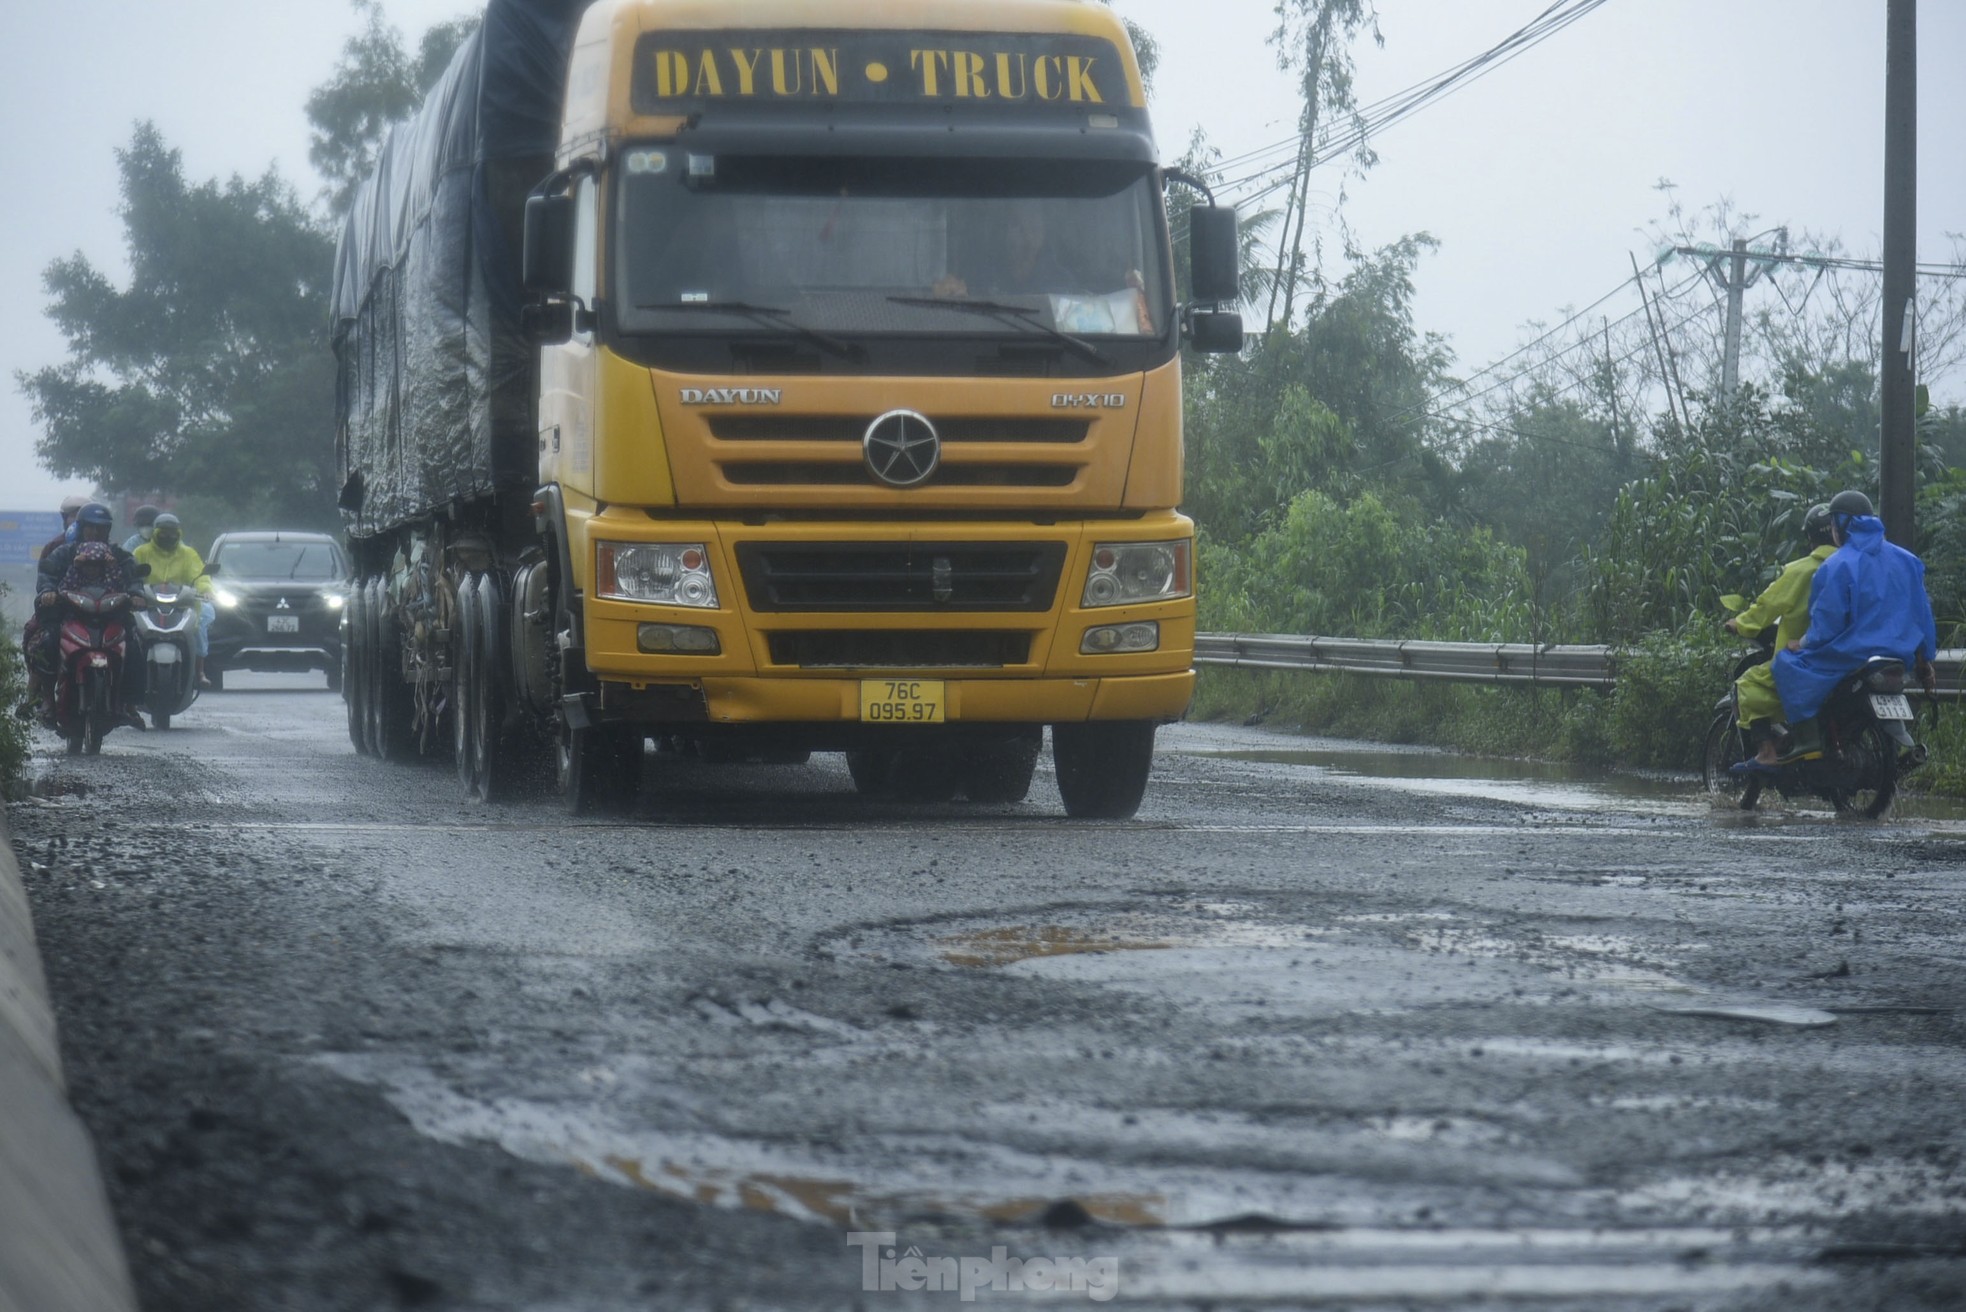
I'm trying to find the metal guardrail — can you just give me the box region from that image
[1194,633,1966,698]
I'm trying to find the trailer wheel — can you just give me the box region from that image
[557,720,640,815]
[1052,721,1156,819]
[345,582,371,755]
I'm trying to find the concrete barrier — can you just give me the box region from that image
[0,805,137,1312]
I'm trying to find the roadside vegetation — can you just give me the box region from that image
[1173,3,1966,783]
[0,599,27,797]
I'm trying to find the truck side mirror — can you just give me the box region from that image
[1187,205,1240,307]
[523,192,576,296]
[522,300,577,346]
[1187,310,1244,355]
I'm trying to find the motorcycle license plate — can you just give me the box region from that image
[1870,693,1914,720]
[268,615,300,633]
[859,679,944,723]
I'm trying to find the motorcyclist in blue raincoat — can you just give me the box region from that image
[1770,489,1938,761]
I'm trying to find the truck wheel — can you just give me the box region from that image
[558,721,640,815]
[465,574,525,802]
[891,745,960,802]
[959,733,1041,804]
[845,750,895,796]
[345,583,371,755]
[369,579,415,763]
[1052,721,1156,819]
[453,575,483,797]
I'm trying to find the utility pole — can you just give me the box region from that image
[1679,235,1777,397]
[1721,239,1748,396]
[1880,0,1917,546]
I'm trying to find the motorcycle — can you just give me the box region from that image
[133,580,200,729]
[1703,639,1926,818]
[53,582,135,756]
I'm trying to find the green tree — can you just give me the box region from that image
[18,124,338,530]
[308,1,478,215]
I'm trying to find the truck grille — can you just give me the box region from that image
[766,631,1032,669]
[709,417,1089,444]
[737,542,1067,613]
[721,462,1077,488]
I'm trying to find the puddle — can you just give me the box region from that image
[1195,747,1698,814]
[1190,742,1966,825]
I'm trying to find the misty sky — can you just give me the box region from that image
[2,0,1960,511]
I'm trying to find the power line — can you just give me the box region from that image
[1211,0,1615,208]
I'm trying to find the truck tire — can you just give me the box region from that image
[453,575,483,797]
[558,721,640,815]
[891,745,961,802]
[464,574,526,801]
[368,578,416,762]
[345,582,371,755]
[1052,721,1156,819]
[959,733,1041,804]
[845,750,895,796]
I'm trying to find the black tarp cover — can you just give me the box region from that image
[332,0,588,538]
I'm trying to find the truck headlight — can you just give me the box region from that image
[596,542,719,609]
[1081,539,1191,608]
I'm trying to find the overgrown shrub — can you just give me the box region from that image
[0,589,28,798]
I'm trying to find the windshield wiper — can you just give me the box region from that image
[636,300,861,361]
[886,296,1112,366]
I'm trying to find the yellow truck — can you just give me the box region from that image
[333,0,1243,816]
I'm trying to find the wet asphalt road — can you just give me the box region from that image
[9,675,1966,1311]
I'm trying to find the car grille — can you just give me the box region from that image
[765,631,1032,669]
[736,542,1067,613]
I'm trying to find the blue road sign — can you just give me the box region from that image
[0,511,65,564]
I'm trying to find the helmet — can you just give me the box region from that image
[152,513,182,548]
[131,505,161,528]
[1827,489,1875,518]
[76,502,113,528]
[1802,502,1834,545]
[58,494,87,516]
[153,512,181,530]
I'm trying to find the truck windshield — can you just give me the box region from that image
[614,154,1169,343]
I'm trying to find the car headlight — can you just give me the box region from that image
[596,541,719,608]
[324,592,346,610]
[1081,539,1191,608]
[212,587,240,608]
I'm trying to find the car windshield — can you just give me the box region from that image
[216,542,342,581]
[614,154,1168,340]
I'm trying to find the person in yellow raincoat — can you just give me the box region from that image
[132,513,216,687]
[1725,502,1834,764]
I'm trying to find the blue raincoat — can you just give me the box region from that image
[1773,514,1938,720]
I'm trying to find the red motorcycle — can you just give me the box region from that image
[53,582,134,755]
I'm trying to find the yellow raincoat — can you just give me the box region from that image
[1732,543,1834,727]
[132,540,213,594]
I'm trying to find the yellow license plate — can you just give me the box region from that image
[859,679,945,723]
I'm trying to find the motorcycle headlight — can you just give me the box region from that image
[1081,539,1191,608]
[212,587,240,608]
[596,541,719,609]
